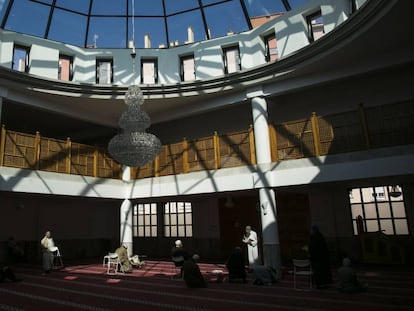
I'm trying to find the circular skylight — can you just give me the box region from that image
[0,0,308,48]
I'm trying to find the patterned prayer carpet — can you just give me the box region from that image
[1,260,413,311]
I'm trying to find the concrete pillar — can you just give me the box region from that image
[120,199,133,257]
[251,96,281,278]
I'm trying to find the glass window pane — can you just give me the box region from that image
[186,225,193,236]
[351,204,363,219]
[380,219,394,235]
[349,188,362,203]
[164,226,170,237]
[366,220,379,232]
[131,17,167,49]
[151,215,157,224]
[185,213,192,224]
[133,227,137,236]
[288,0,309,10]
[178,226,185,236]
[243,0,287,16]
[56,0,91,14]
[164,0,198,14]
[204,2,249,39]
[0,0,9,22]
[145,227,151,236]
[394,219,409,235]
[171,227,177,236]
[170,203,177,213]
[88,17,126,48]
[91,0,126,15]
[392,202,406,218]
[151,203,157,214]
[138,227,144,236]
[167,10,205,45]
[151,226,157,237]
[352,220,358,235]
[5,0,50,38]
[144,215,150,224]
[171,216,177,225]
[361,187,375,202]
[388,185,403,201]
[133,0,164,15]
[178,213,184,224]
[49,9,88,47]
[164,215,170,225]
[377,202,391,218]
[364,203,377,219]
[13,47,28,72]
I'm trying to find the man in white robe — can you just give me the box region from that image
[242,225,259,267]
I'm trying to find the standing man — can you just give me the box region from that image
[40,230,56,275]
[242,225,259,268]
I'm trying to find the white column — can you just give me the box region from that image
[120,199,133,257]
[251,97,271,164]
[251,96,281,278]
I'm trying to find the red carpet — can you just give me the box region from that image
[1,260,413,311]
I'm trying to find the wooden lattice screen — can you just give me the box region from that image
[220,130,253,168]
[187,136,216,172]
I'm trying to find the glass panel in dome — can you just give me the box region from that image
[166,10,205,45]
[201,0,226,5]
[0,0,11,23]
[130,17,167,48]
[204,1,249,38]
[91,0,127,15]
[288,0,309,10]
[4,0,50,38]
[48,9,87,47]
[88,17,127,48]
[243,0,287,17]
[133,0,164,16]
[164,0,198,15]
[55,0,91,14]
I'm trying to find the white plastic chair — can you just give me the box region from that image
[292,259,313,290]
[51,246,63,269]
[105,253,121,275]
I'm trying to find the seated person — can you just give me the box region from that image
[183,254,207,288]
[0,265,19,282]
[115,244,133,273]
[171,240,189,277]
[252,265,277,285]
[226,247,247,283]
[337,257,367,293]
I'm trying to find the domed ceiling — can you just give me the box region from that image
[0,0,307,48]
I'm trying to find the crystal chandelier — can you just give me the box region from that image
[108,85,162,167]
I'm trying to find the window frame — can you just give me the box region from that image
[222,45,241,74]
[305,9,324,43]
[263,32,278,62]
[12,44,30,73]
[180,54,195,82]
[141,58,158,84]
[133,203,158,238]
[96,58,113,84]
[349,185,409,236]
[58,54,74,81]
[163,201,193,238]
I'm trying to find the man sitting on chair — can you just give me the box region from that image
[115,245,133,273]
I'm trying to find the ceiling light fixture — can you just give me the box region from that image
[107,0,162,167]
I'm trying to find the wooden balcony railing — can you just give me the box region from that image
[1,100,413,180]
